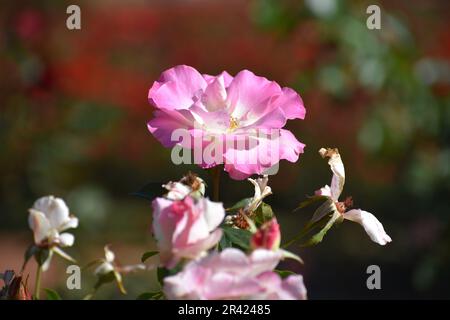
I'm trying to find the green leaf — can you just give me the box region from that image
[222,226,252,250]
[44,288,62,300]
[22,245,39,271]
[94,271,116,290]
[294,195,328,211]
[301,211,342,247]
[254,202,274,225]
[275,270,296,279]
[136,291,163,300]
[130,182,164,201]
[34,248,50,267]
[226,198,252,212]
[218,232,233,250]
[141,251,159,263]
[309,198,336,224]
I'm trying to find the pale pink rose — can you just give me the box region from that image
[148,65,306,180]
[152,196,225,268]
[163,248,307,300]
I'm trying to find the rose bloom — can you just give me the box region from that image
[152,196,225,268]
[163,248,307,300]
[28,196,78,270]
[148,65,306,180]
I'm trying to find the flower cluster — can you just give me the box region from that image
[3,66,391,301]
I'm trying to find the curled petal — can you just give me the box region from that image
[58,233,75,247]
[315,185,332,197]
[319,148,345,201]
[28,209,51,245]
[344,209,392,245]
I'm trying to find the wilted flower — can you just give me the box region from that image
[163,248,306,300]
[246,175,272,212]
[28,196,78,270]
[148,65,306,180]
[93,245,146,295]
[316,148,392,245]
[163,172,206,200]
[152,196,225,268]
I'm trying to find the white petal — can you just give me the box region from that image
[200,198,225,231]
[53,247,76,263]
[33,196,70,230]
[315,185,332,197]
[58,233,75,247]
[28,209,51,245]
[344,209,392,245]
[319,148,345,200]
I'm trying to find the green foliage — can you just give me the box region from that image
[221,226,252,250]
[253,202,274,226]
[44,288,62,300]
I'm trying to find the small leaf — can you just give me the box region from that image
[301,211,341,247]
[222,226,252,250]
[22,245,39,271]
[254,202,274,226]
[275,270,296,279]
[137,291,163,300]
[141,251,159,263]
[34,248,50,267]
[44,288,62,300]
[94,271,116,290]
[130,182,164,201]
[294,195,328,211]
[226,198,252,212]
[309,198,336,224]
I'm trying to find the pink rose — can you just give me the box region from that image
[163,248,307,300]
[152,196,225,268]
[148,65,306,180]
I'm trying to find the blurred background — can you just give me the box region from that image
[0,0,449,299]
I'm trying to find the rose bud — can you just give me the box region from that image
[250,218,281,251]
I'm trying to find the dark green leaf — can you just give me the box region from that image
[222,226,252,250]
[226,198,252,212]
[94,271,116,290]
[294,195,328,211]
[218,232,232,250]
[44,288,62,300]
[275,270,296,279]
[301,211,342,247]
[141,251,159,263]
[34,248,50,267]
[254,202,274,225]
[22,245,39,271]
[130,182,164,201]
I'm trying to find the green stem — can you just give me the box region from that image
[34,265,42,300]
